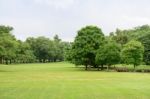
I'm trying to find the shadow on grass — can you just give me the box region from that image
[0,70,14,72]
[71,67,106,72]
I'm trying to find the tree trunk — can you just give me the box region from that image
[98,65,100,71]
[0,57,2,64]
[39,59,42,63]
[101,65,103,70]
[48,59,51,62]
[54,58,56,62]
[134,64,136,71]
[6,59,8,65]
[89,65,91,70]
[114,65,116,69]
[13,60,16,64]
[10,59,12,64]
[43,59,45,63]
[85,65,88,70]
[107,65,109,71]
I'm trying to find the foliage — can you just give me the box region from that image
[0,25,18,64]
[110,29,129,46]
[0,24,150,68]
[16,41,36,63]
[110,25,150,65]
[26,35,66,63]
[64,42,72,61]
[138,32,150,65]
[96,41,121,70]
[0,25,68,64]
[71,26,105,69]
[126,25,150,40]
[121,40,144,69]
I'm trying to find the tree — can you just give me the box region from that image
[127,25,150,40]
[0,25,13,64]
[64,42,73,61]
[121,40,144,69]
[0,46,5,64]
[52,35,63,62]
[71,26,105,70]
[16,41,36,63]
[138,33,150,65]
[96,41,121,70]
[34,37,50,62]
[0,25,18,64]
[3,37,18,64]
[26,35,66,63]
[54,34,61,42]
[110,25,150,65]
[110,29,128,46]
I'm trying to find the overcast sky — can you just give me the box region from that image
[0,0,150,41]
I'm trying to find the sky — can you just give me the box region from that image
[0,0,150,41]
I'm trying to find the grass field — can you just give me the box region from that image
[0,62,150,99]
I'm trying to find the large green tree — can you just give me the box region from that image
[52,35,64,62]
[110,25,150,65]
[138,33,150,65]
[16,41,36,63]
[34,37,50,62]
[71,26,105,70]
[121,40,144,69]
[3,37,18,64]
[96,41,121,70]
[0,25,18,64]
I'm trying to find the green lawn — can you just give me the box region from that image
[0,62,150,99]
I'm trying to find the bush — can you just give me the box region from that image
[115,67,129,72]
[135,68,150,73]
[143,69,150,73]
[135,69,143,72]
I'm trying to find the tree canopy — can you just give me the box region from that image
[0,24,149,69]
[121,40,144,69]
[0,25,69,64]
[96,41,121,70]
[138,32,150,65]
[70,26,105,69]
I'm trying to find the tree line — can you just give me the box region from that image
[66,25,150,70]
[0,24,150,69]
[0,25,71,64]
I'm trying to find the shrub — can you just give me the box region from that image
[143,69,150,73]
[115,67,128,72]
[135,69,143,72]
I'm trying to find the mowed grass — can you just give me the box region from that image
[0,62,150,99]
